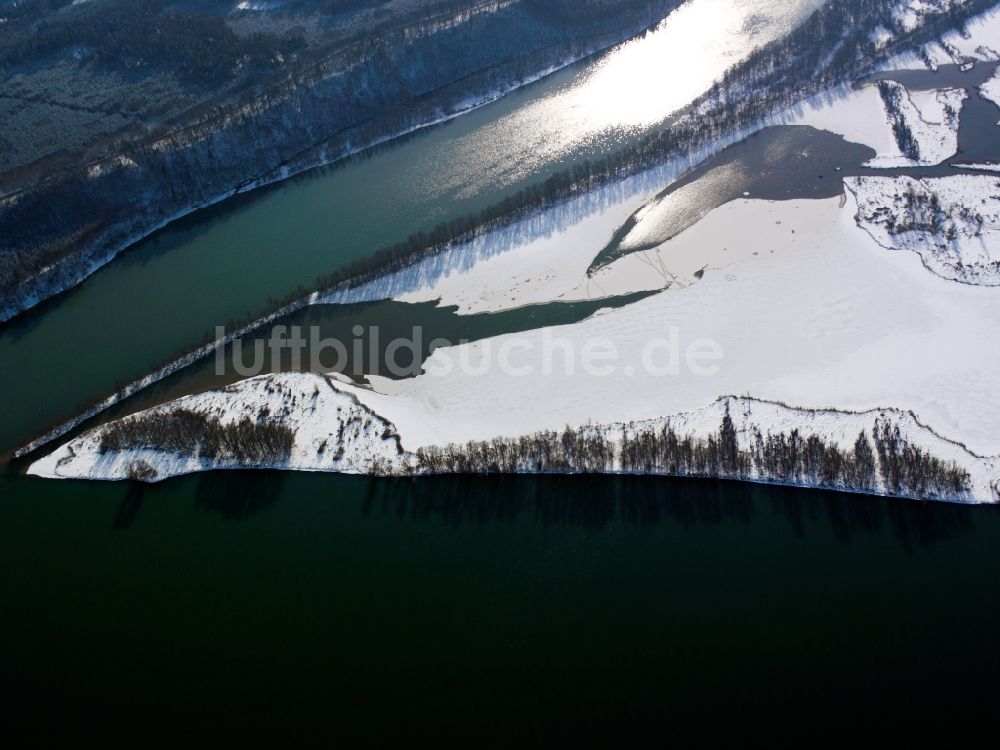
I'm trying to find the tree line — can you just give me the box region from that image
[877,81,922,161]
[99,408,295,465]
[305,0,999,302]
[415,408,971,501]
[1,0,673,302]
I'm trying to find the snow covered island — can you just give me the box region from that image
[31,189,1000,504]
[25,0,1000,505]
[29,372,998,504]
[847,174,1000,284]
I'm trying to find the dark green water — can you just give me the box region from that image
[4,28,1000,740]
[0,53,626,457]
[0,0,813,455]
[3,468,998,740]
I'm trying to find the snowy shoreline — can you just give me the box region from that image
[0,42,628,326]
[8,119,768,461]
[19,2,1000,504]
[28,374,999,505]
[846,174,1000,285]
[9,1,997,326]
[27,188,1000,504]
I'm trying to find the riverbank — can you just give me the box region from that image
[29,371,999,504]
[28,190,1000,503]
[11,0,1000,491]
[0,14,669,324]
[13,54,1000,466]
[0,0,834,458]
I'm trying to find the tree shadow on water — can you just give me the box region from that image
[770,487,976,552]
[194,470,287,521]
[616,477,755,529]
[361,474,528,527]
[358,474,756,532]
[357,473,978,550]
[112,482,146,530]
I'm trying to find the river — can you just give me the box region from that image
[6,1,1000,736]
[3,469,1000,738]
[0,0,822,457]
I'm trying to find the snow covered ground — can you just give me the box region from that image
[981,64,1000,114]
[312,128,762,315]
[927,3,1000,64]
[760,80,965,169]
[867,81,966,167]
[312,5,1000,316]
[32,192,1000,502]
[895,1,974,34]
[27,1,1000,503]
[318,193,1000,458]
[846,174,1000,284]
[792,3,1000,164]
[31,384,999,503]
[316,184,657,315]
[29,373,409,481]
[786,84,901,158]
[882,1,1000,70]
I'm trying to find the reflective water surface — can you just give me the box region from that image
[443,0,825,190]
[4,3,1000,737]
[0,0,821,455]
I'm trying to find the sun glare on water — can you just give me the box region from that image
[569,0,825,131]
[418,0,825,200]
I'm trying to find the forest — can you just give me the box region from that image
[0,0,306,82]
[885,180,986,238]
[0,0,673,318]
[99,408,296,465]
[877,81,922,161]
[303,0,999,299]
[416,409,971,501]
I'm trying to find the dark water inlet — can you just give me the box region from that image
[0,56,614,457]
[5,290,654,461]
[590,125,879,269]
